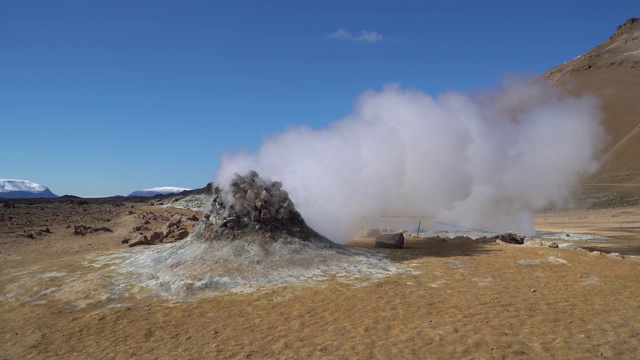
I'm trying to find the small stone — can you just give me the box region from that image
[120,238,130,244]
[531,289,537,293]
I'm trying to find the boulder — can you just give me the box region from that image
[149,229,164,243]
[175,228,189,240]
[375,233,404,249]
[128,233,151,247]
[493,233,525,245]
[167,217,182,228]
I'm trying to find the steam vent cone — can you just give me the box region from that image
[192,170,337,247]
[116,171,403,298]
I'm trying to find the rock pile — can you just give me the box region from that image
[195,171,334,246]
[124,210,199,247]
[226,171,296,222]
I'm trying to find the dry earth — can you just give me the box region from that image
[1,201,639,359]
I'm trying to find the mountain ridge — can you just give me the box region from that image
[542,18,640,190]
[0,179,58,199]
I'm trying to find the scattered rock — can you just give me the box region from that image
[187,214,199,222]
[120,238,130,244]
[74,225,90,236]
[73,225,113,236]
[547,242,559,248]
[375,233,404,249]
[128,233,151,247]
[1,201,15,208]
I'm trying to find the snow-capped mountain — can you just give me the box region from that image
[0,179,58,198]
[128,186,191,197]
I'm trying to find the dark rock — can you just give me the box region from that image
[149,229,164,243]
[187,214,199,222]
[175,228,189,240]
[73,225,90,236]
[375,233,404,249]
[120,238,130,244]
[91,226,112,233]
[493,233,525,245]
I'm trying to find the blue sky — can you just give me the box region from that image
[1,0,638,196]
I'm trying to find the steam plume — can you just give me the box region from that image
[216,78,606,242]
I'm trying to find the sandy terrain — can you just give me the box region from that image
[1,200,639,359]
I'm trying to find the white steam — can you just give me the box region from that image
[216,78,606,243]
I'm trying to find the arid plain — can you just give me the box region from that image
[1,198,639,359]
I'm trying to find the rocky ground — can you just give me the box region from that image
[1,197,640,359]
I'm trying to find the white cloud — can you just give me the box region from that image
[327,29,383,43]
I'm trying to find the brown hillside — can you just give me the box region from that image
[543,18,640,192]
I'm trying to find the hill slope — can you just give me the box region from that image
[543,18,640,189]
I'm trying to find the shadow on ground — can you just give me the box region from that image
[348,236,496,263]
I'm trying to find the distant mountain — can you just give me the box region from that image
[128,186,191,197]
[542,18,640,187]
[0,179,58,199]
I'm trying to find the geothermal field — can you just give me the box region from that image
[1,172,640,359]
[2,16,640,360]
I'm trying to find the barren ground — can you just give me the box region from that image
[1,201,639,359]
